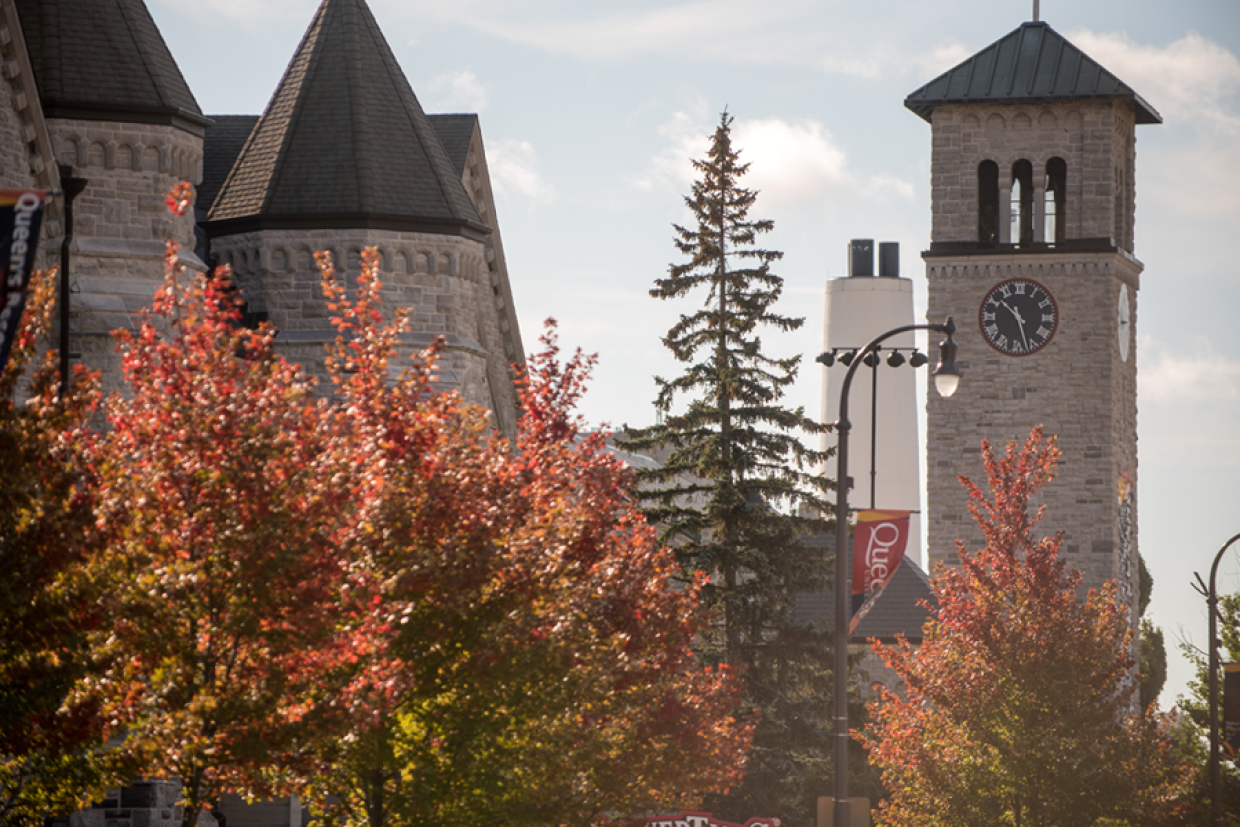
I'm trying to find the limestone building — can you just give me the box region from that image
[0,0,523,434]
[907,20,1159,621]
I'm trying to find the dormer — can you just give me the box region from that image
[906,21,1160,255]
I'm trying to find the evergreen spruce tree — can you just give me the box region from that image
[626,111,836,825]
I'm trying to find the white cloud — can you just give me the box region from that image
[733,118,850,209]
[423,70,489,113]
[410,0,814,64]
[486,139,556,205]
[1068,30,1240,134]
[1139,335,1240,405]
[632,110,914,212]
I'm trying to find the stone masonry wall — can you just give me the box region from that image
[44,117,203,397]
[924,250,1140,616]
[209,228,520,438]
[930,101,1138,251]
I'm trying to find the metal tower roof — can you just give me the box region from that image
[905,21,1161,125]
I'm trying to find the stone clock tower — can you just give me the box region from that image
[907,20,1160,619]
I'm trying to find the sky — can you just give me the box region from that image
[146,0,1240,709]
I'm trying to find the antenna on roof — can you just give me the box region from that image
[1033,0,1040,21]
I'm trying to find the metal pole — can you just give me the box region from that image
[57,165,88,397]
[1206,533,1240,826]
[828,319,956,826]
[869,349,878,510]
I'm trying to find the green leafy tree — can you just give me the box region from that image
[300,252,753,827]
[862,428,1191,826]
[1138,553,1168,709]
[0,268,106,825]
[625,110,833,825]
[1175,590,1240,824]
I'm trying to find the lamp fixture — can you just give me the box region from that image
[931,325,960,398]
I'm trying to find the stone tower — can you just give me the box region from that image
[15,0,208,395]
[204,0,523,438]
[906,20,1160,618]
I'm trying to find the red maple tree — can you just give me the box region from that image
[0,267,104,824]
[74,186,359,827]
[68,187,751,827]
[860,427,1190,826]
[301,250,753,827]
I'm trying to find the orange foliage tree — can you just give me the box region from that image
[0,267,104,825]
[860,428,1190,827]
[300,250,752,827]
[73,187,359,827]
[67,187,750,827]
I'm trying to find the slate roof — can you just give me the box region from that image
[199,116,259,214]
[905,21,1161,125]
[14,0,208,132]
[429,114,479,177]
[792,553,937,643]
[207,0,487,239]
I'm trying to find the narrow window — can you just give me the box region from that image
[1114,165,1126,249]
[1011,160,1034,247]
[1045,157,1067,246]
[978,160,1000,244]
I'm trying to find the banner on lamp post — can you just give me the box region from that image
[849,510,910,636]
[0,190,47,375]
[1225,662,1240,760]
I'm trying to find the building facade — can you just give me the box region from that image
[908,20,1158,624]
[2,0,523,434]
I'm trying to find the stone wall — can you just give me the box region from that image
[924,250,1140,614]
[929,101,1139,251]
[41,117,204,397]
[209,228,520,438]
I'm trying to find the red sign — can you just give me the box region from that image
[849,509,911,635]
[643,813,780,827]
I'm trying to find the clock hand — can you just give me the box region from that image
[1001,301,1031,349]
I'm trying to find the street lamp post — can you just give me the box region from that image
[1194,532,1240,826]
[817,317,960,827]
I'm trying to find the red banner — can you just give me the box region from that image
[643,814,779,827]
[849,510,910,635]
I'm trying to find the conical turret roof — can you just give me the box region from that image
[906,21,1161,125]
[15,0,207,133]
[207,0,486,238]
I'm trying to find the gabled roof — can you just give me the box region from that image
[14,0,208,133]
[429,114,479,177]
[905,21,1161,125]
[199,116,259,214]
[792,554,936,642]
[207,0,487,239]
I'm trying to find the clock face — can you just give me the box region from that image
[979,278,1058,356]
[1117,287,1131,362]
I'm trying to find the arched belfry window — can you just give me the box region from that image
[978,160,1000,244]
[1011,160,1034,247]
[1045,157,1067,246]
